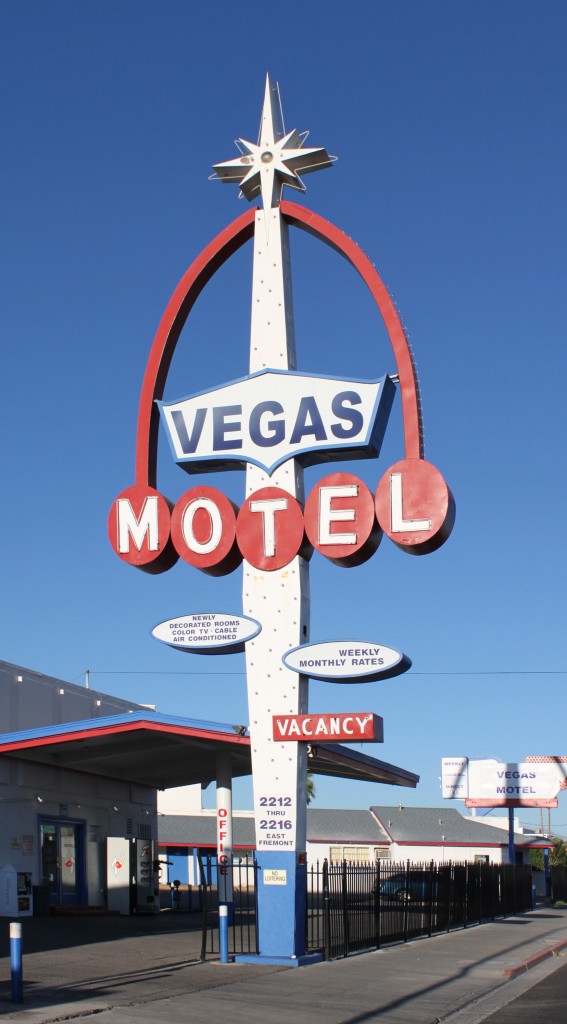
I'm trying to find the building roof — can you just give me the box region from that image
[370,806,552,848]
[0,712,252,790]
[160,814,256,848]
[157,805,554,850]
[306,808,389,844]
[309,743,418,787]
[158,808,389,848]
[0,711,418,791]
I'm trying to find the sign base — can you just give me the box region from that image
[234,952,324,968]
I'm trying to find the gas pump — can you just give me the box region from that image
[106,837,159,914]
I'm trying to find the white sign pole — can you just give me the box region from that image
[243,80,309,960]
[213,74,333,962]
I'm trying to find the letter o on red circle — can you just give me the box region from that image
[171,486,242,575]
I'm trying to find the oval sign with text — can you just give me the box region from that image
[282,640,411,682]
[151,612,261,654]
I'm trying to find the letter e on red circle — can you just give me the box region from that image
[305,473,381,567]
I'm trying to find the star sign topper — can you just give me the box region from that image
[211,74,336,211]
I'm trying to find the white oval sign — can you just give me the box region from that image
[151,612,261,654]
[282,640,410,682]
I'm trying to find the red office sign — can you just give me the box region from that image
[272,712,382,743]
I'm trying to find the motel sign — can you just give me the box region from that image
[109,77,454,964]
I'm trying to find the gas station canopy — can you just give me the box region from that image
[0,711,419,791]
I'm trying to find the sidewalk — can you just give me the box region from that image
[1,906,566,1024]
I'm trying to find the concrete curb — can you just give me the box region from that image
[503,938,567,979]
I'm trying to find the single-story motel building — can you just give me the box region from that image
[158,798,552,898]
[0,660,552,915]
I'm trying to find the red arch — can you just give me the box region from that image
[135,202,422,488]
[281,202,423,463]
[135,207,256,488]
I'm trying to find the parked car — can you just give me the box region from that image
[377,870,445,903]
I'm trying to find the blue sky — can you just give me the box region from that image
[2,2,566,833]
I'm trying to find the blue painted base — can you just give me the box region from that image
[255,850,306,958]
[234,952,324,968]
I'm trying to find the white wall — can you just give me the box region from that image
[305,839,507,867]
[0,758,157,907]
[389,843,505,864]
[158,784,203,814]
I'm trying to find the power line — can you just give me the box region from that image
[81,669,566,677]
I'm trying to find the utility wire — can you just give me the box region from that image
[79,669,567,677]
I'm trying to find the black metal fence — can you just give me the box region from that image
[551,866,567,903]
[201,855,533,961]
[306,859,534,960]
[200,852,258,958]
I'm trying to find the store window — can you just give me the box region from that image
[329,846,370,864]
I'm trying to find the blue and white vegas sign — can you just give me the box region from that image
[158,369,395,475]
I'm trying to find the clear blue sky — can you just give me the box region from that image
[2,2,566,833]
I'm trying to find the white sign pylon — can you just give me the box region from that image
[212,75,333,962]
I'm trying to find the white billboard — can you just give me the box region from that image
[442,757,566,807]
[441,757,469,799]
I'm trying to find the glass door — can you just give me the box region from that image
[40,821,84,904]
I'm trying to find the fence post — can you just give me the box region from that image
[323,859,330,961]
[402,860,410,943]
[374,858,381,950]
[197,850,209,962]
[341,860,349,957]
[253,854,260,955]
[305,861,310,953]
[447,861,453,932]
[427,860,434,938]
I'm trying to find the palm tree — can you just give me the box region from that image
[307,771,316,805]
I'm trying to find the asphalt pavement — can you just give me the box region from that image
[480,960,567,1024]
[0,905,566,1024]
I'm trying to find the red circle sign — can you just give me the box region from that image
[107,485,178,573]
[236,487,311,570]
[304,472,382,566]
[375,459,455,554]
[170,486,241,575]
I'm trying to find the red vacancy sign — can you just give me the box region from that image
[272,712,382,743]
